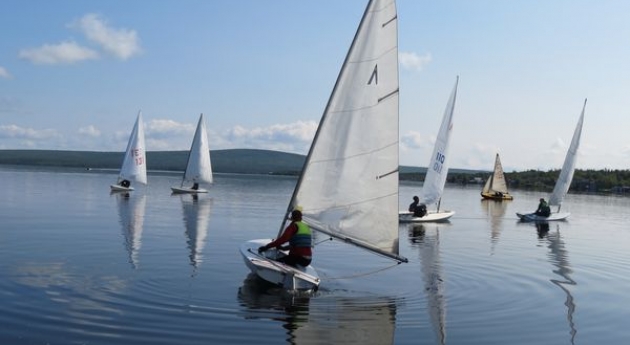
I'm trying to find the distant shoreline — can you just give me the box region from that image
[1,149,629,194]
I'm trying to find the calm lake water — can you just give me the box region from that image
[1,165,629,344]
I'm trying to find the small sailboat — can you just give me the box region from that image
[240,0,407,291]
[517,99,586,221]
[110,111,147,192]
[399,77,459,223]
[480,153,513,200]
[171,114,213,194]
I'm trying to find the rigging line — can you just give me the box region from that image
[324,262,401,281]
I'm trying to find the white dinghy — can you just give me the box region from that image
[111,111,147,192]
[399,78,459,223]
[171,114,213,194]
[240,0,407,291]
[517,99,586,222]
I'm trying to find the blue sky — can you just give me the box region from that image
[1,0,629,171]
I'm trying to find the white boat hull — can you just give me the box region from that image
[239,239,320,291]
[399,210,455,223]
[110,184,134,192]
[170,186,208,194]
[516,212,570,222]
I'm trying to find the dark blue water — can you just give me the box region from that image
[1,165,629,344]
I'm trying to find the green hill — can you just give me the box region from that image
[0,149,306,175]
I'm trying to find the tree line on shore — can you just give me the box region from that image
[402,169,630,194]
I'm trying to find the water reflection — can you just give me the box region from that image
[481,200,507,254]
[237,274,396,345]
[179,194,213,272]
[407,223,447,345]
[114,192,146,269]
[536,222,578,344]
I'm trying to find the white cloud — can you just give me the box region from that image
[146,119,194,138]
[18,41,99,65]
[78,125,101,137]
[400,131,431,150]
[0,124,61,140]
[400,52,432,72]
[225,120,317,153]
[73,14,142,60]
[0,66,10,79]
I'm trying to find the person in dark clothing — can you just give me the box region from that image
[258,209,312,267]
[409,196,420,212]
[408,196,427,217]
[191,182,199,190]
[120,179,130,188]
[535,198,551,217]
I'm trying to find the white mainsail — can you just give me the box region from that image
[117,111,147,186]
[548,99,586,209]
[181,114,213,187]
[420,77,459,207]
[286,0,404,262]
[482,153,509,194]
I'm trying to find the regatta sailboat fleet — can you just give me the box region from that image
[240,0,407,291]
[171,114,213,194]
[399,78,459,223]
[111,111,147,192]
[517,99,586,221]
[480,153,513,200]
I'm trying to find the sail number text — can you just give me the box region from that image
[133,149,145,166]
[433,152,445,173]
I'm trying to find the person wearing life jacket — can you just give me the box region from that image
[535,198,551,217]
[258,209,313,267]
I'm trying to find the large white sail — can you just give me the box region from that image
[118,111,147,185]
[420,77,459,206]
[182,114,213,186]
[483,153,509,194]
[288,0,403,261]
[548,99,586,207]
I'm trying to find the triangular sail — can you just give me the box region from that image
[286,0,404,262]
[118,111,147,185]
[420,77,459,207]
[182,114,213,187]
[548,99,586,207]
[486,153,509,194]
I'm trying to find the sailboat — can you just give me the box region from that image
[171,114,213,194]
[110,111,147,192]
[517,99,586,221]
[399,77,459,223]
[480,153,513,200]
[240,0,407,291]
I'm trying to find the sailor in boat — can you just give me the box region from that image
[258,209,313,268]
[535,198,551,217]
[192,182,199,190]
[120,179,131,188]
[408,196,427,218]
